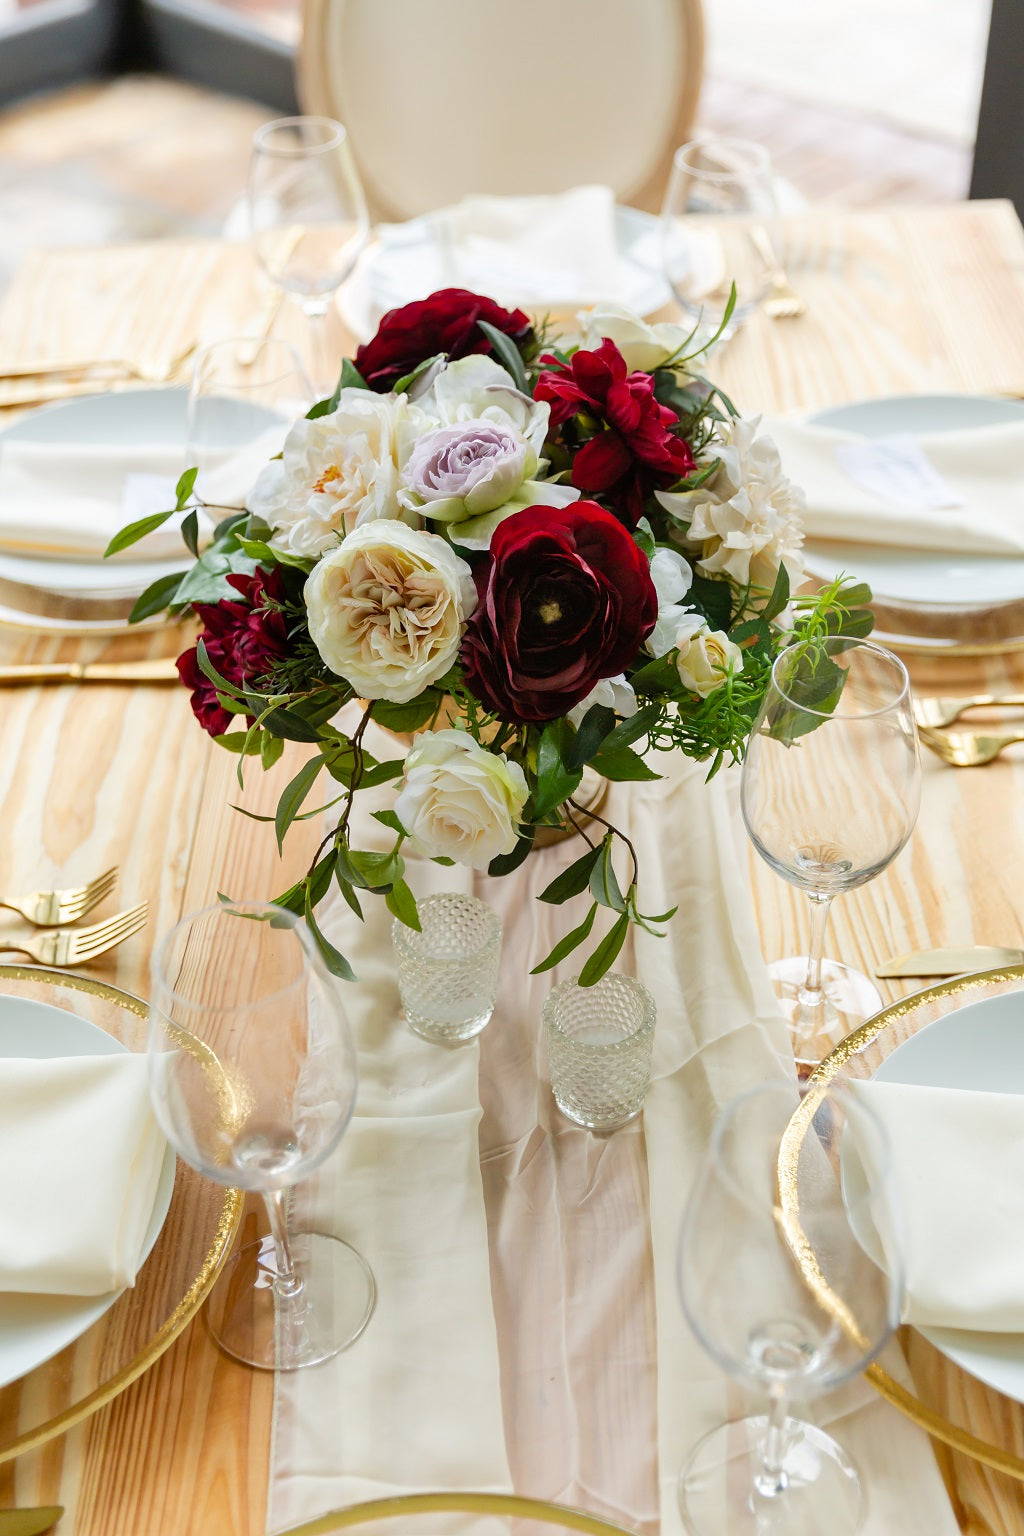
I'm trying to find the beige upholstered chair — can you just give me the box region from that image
[298,0,704,218]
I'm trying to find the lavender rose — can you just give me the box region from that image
[402,420,531,524]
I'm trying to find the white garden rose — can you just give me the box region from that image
[656,417,805,592]
[577,302,693,373]
[645,547,695,658]
[566,674,638,729]
[249,389,407,559]
[303,521,476,702]
[674,616,744,698]
[394,729,529,871]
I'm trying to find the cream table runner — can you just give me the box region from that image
[269,737,959,1534]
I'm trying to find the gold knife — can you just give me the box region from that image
[876,945,1024,977]
[0,1507,63,1536]
[0,659,180,686]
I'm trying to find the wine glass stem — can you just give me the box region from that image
[754,1384,790,1498]
[301,298,334,397]
[801,891,834,1004]
[263,1188,303,1300]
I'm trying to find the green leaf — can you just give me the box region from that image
[760,560,791,624]
[533,718,582,817]
[274,852,337,916]
[260,731,284,771]
[538,844,602,904]
[588,837,626,912]
[567,704,615,771]
[632,517,656,560]
[173,549,260,607]
[372,808,407,836]
[345,847,404,892]
[604,704,661,751]
[336,873,364,920]
[478,320,528,392]
[128,569,187,624]
[181,507,200,558]
[104,508,177,558]
[358,758,404,789]
[578,911,630,986]
[487,828,536,877]
[340,357,369,391]
[687,571,734,633]
[214,731,261,756]
[628,653,680,696]
[304,893,357,982]
[392,352,445,395]
[261,706,327,744]
[275,757,324,853]
[529,901,598,975]
[371,693,443,734]
[385,878,420,930]
[175,467,198,510]
[590,742,662,782]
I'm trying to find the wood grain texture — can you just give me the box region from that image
[0,203,1022,1533]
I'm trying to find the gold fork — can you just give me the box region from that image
[919,724,1024,767]
[914,692,1024,730]
[750,224,807,319]
[0,902,148,965]
[0,868,117,927]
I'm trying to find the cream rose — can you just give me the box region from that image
[577,302,693,373]
[675,617,744,698]
[394,729,529,871]
[303,522,476,702]
[249,389,407,558]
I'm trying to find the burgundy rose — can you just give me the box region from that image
[177,567,291,737]
[534,338,695,527]
[354,288,533,392]
[461,501,658,724]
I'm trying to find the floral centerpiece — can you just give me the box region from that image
[109,288,869,983]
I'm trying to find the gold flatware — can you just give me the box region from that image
[0,1507,63,1536]
[0,659,181,686]
[914,691,1024,729]
[750,225,807,319]
[919,723,1024,767]
[0,902,148,965]
[0,867,118,927]
[876,944,1024,977]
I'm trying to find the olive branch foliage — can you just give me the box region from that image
[104,295,873,985]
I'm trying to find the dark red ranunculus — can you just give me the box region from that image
[177,567,291,737]
[534,338,695,527]
[460,501,658,724]
[354,288,533,392]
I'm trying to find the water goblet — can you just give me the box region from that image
[148,900,375,1371]
[677,1079,904,1536]
[185,336,312,516]
[248,115,369,392]
[741,636,921,1064]
[661,135,778,346]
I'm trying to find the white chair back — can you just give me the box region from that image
[299,0,704,217]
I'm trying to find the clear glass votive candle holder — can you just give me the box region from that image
[543,973,656,1132]
[392,893,502,1044]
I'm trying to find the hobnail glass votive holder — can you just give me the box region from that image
[543,973,656,1131]
[392,893,502,1044]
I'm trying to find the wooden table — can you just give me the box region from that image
[0,199,1022,1534]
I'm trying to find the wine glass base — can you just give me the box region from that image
[205,1231,376,1371]
[679,1415,864,1536]
[767,956,883,1067]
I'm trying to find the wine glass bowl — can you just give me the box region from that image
[148,901,375,1370]
[677,1080,904,1536]
[741,637,921,1063]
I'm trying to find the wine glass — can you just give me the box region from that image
[678,1079,905,1536]
[741,636,921,1065]
[248,115,369,392]
[186,336,313,516]
[148,900,375,1371]
[660,136,778,346]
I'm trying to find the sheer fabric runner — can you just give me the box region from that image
[269,730,958,1535]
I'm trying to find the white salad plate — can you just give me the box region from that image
[338,204,671,340]
[801,393,1024,609]
[0,994,175,1388]
[867,990,1024,1404]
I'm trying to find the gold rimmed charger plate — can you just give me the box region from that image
[0,965,241,1463]
[810,965,1024,1480]
[274,1491,643,1536]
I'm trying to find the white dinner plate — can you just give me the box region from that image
[0,388,189,605]
[0,994,175,1389]
[868,990,1024,1404]
[801,394,1024,608]
[338,205,671,341]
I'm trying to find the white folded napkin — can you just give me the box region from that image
[372,185,621,313]
[847,1077,1024,1331]
[764,415,1024,555]
[0,1053,167,1297]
